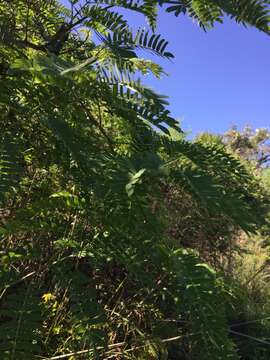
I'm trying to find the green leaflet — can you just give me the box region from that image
[126,168,146,197]
[0,139,23,205]
[172,249,238,360]
[0,286,43,360]
[163,0,270,33]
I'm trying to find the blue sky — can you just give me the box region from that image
[62,1,269,135]
[138,11,270,135]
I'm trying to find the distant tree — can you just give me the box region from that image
[223,126,270,168]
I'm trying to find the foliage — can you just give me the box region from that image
[196,127,270,359]
[223,126,270,168]
[226,235,270,360]
[0,1,269,359]
[159,0,270,32]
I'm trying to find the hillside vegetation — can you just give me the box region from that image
[1,1,270,359]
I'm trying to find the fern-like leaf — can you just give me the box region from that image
[0,140,22,205]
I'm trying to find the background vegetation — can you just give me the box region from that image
[1,1,270,359]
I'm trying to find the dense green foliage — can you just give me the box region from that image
[1,1,270,359]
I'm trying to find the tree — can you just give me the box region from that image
[0,1,269,359]
[224,126,270,168]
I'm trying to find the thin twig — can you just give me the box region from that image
[79,100,115,153]
[38,334,184,360]
[244,260,270,286]
[229,330,270,347]
[38,342,125,360]
[231,316,270,328]
[0,271,36,300]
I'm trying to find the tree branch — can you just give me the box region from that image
[79,101,115,153]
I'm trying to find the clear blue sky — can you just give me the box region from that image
[139,11,270,135]
[62,1,270,135]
